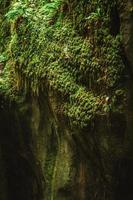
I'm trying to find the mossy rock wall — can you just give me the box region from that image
[0,0,133,200]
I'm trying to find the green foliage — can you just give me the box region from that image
[40,0,63,19]
[0,61,15,98]
[86,7,103,21]
[0,0,126,127]
[5,1,33,21]
[0,53,8,62]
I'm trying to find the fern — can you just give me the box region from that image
[40,0,63,19]
[5,2,33,21]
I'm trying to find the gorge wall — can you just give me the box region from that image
[0,0,133,200]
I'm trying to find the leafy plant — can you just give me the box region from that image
[5,2,33,21]
[86,7,103,21]
[0,54,8,62]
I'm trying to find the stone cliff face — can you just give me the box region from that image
[0,92,133,200]
[0,1,133,200]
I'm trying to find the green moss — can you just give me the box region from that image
[0,0,126,127]
[44,124,58,200]
[45,153,56,200]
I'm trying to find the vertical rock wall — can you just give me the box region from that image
[0,1,133,200]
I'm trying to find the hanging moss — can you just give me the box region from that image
[0,0,127,127]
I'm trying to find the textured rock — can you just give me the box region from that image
[0,90,133,200]
[1,1,133,200]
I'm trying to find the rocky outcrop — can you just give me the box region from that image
[0,1,133,200]
[0,90,132,200]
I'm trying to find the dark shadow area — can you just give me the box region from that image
[110,6,120,36]
[114,158,133,200]
[0,96,43,200]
